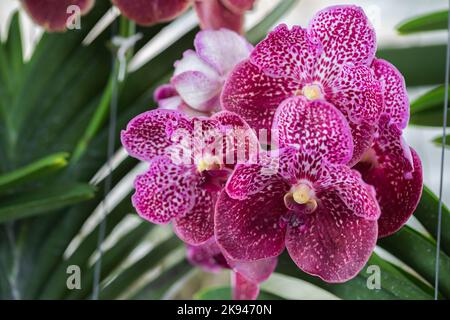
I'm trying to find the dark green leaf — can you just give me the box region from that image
[378,225,450,299]
[413,186,450,256]
[397,10,448,34]
[0,183,96,223]
[408,85,450,126]
[276,251,432,300]
[0,152,69,192]
[433,134,450,147]
[377,45,446,87]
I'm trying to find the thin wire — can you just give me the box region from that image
[434,0,450,300]
[92,21,119,300]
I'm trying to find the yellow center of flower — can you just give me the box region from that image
[196,155,221,172]
[292,184,313,204]
[302,84,323,100]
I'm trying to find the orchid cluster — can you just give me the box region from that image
[122,5,423,299]
[22,0,255,33]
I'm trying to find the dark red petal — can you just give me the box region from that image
[22,0,94,32]
[221,0,255,14]
[173,190,217,245]
[215,182,289,261]
[194,0,244,34]
[221,60,297,133]
[372,58,409,129]
[355,118,423,237]
[112,0,192,26]
[132,157,199,224]
[186,238,229,272]
[286,191,378,283]
[272,96,354,165]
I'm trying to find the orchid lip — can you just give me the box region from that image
[196,154,222,172]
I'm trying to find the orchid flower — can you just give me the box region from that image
[156,29,253,115]
[187,238,276,300]
[354,59,423,237]
[23,0,255,33]
[221,5,384,165]
[215,96,380,282]
[22,0,94,32]
[121,109,258,245]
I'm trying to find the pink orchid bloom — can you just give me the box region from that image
[187,238,277,300]
[22,0,95,32]
[215,96,380,282]
[156,29,253,115]
[121,109,258,245]
[112,0,255,33]
[221,5,384,165]
[23,0,255,33]
[354,59,423,237]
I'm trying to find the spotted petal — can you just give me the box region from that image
[310,5,376,81]
[221,60,297,133]
[112,0,192,26]
[194,29,252,76]
[355,117,423,237]
[173,190,217,245]
[317,164,380,220]
[250,24,322,81]
[272,96,353,165]
[132,157,199,224]
[286,191,378,282]
[121,110,190,162]
[327,64,383,125]
[215,181,289,261]
[22,0,94,32]
[372,58,409,129]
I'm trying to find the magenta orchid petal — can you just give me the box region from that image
[187,238,229,272]
[356,117,423,237]
[22,0,94,32]
[132,157,199,224]
[173,190,217,245]
[121,109,189,162]
[286,191,378,283]
[194,0,244,34]
[221,0,255,14]
[251,24,322,81]
[372,58,409,129]
[194,29,253,76]
[317,164,380,220]
[221,60,298,132]
[232,272,260,300]
[348,121,376,167]
[211,111,260,166]
[111,0,192,26]
[272,96,353,165]
[309,5,376,81]
[215,182,289,261]
[227,256,277,283]
[154,84,184,110]
[327,64,383,124]
[225,163,276,200]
